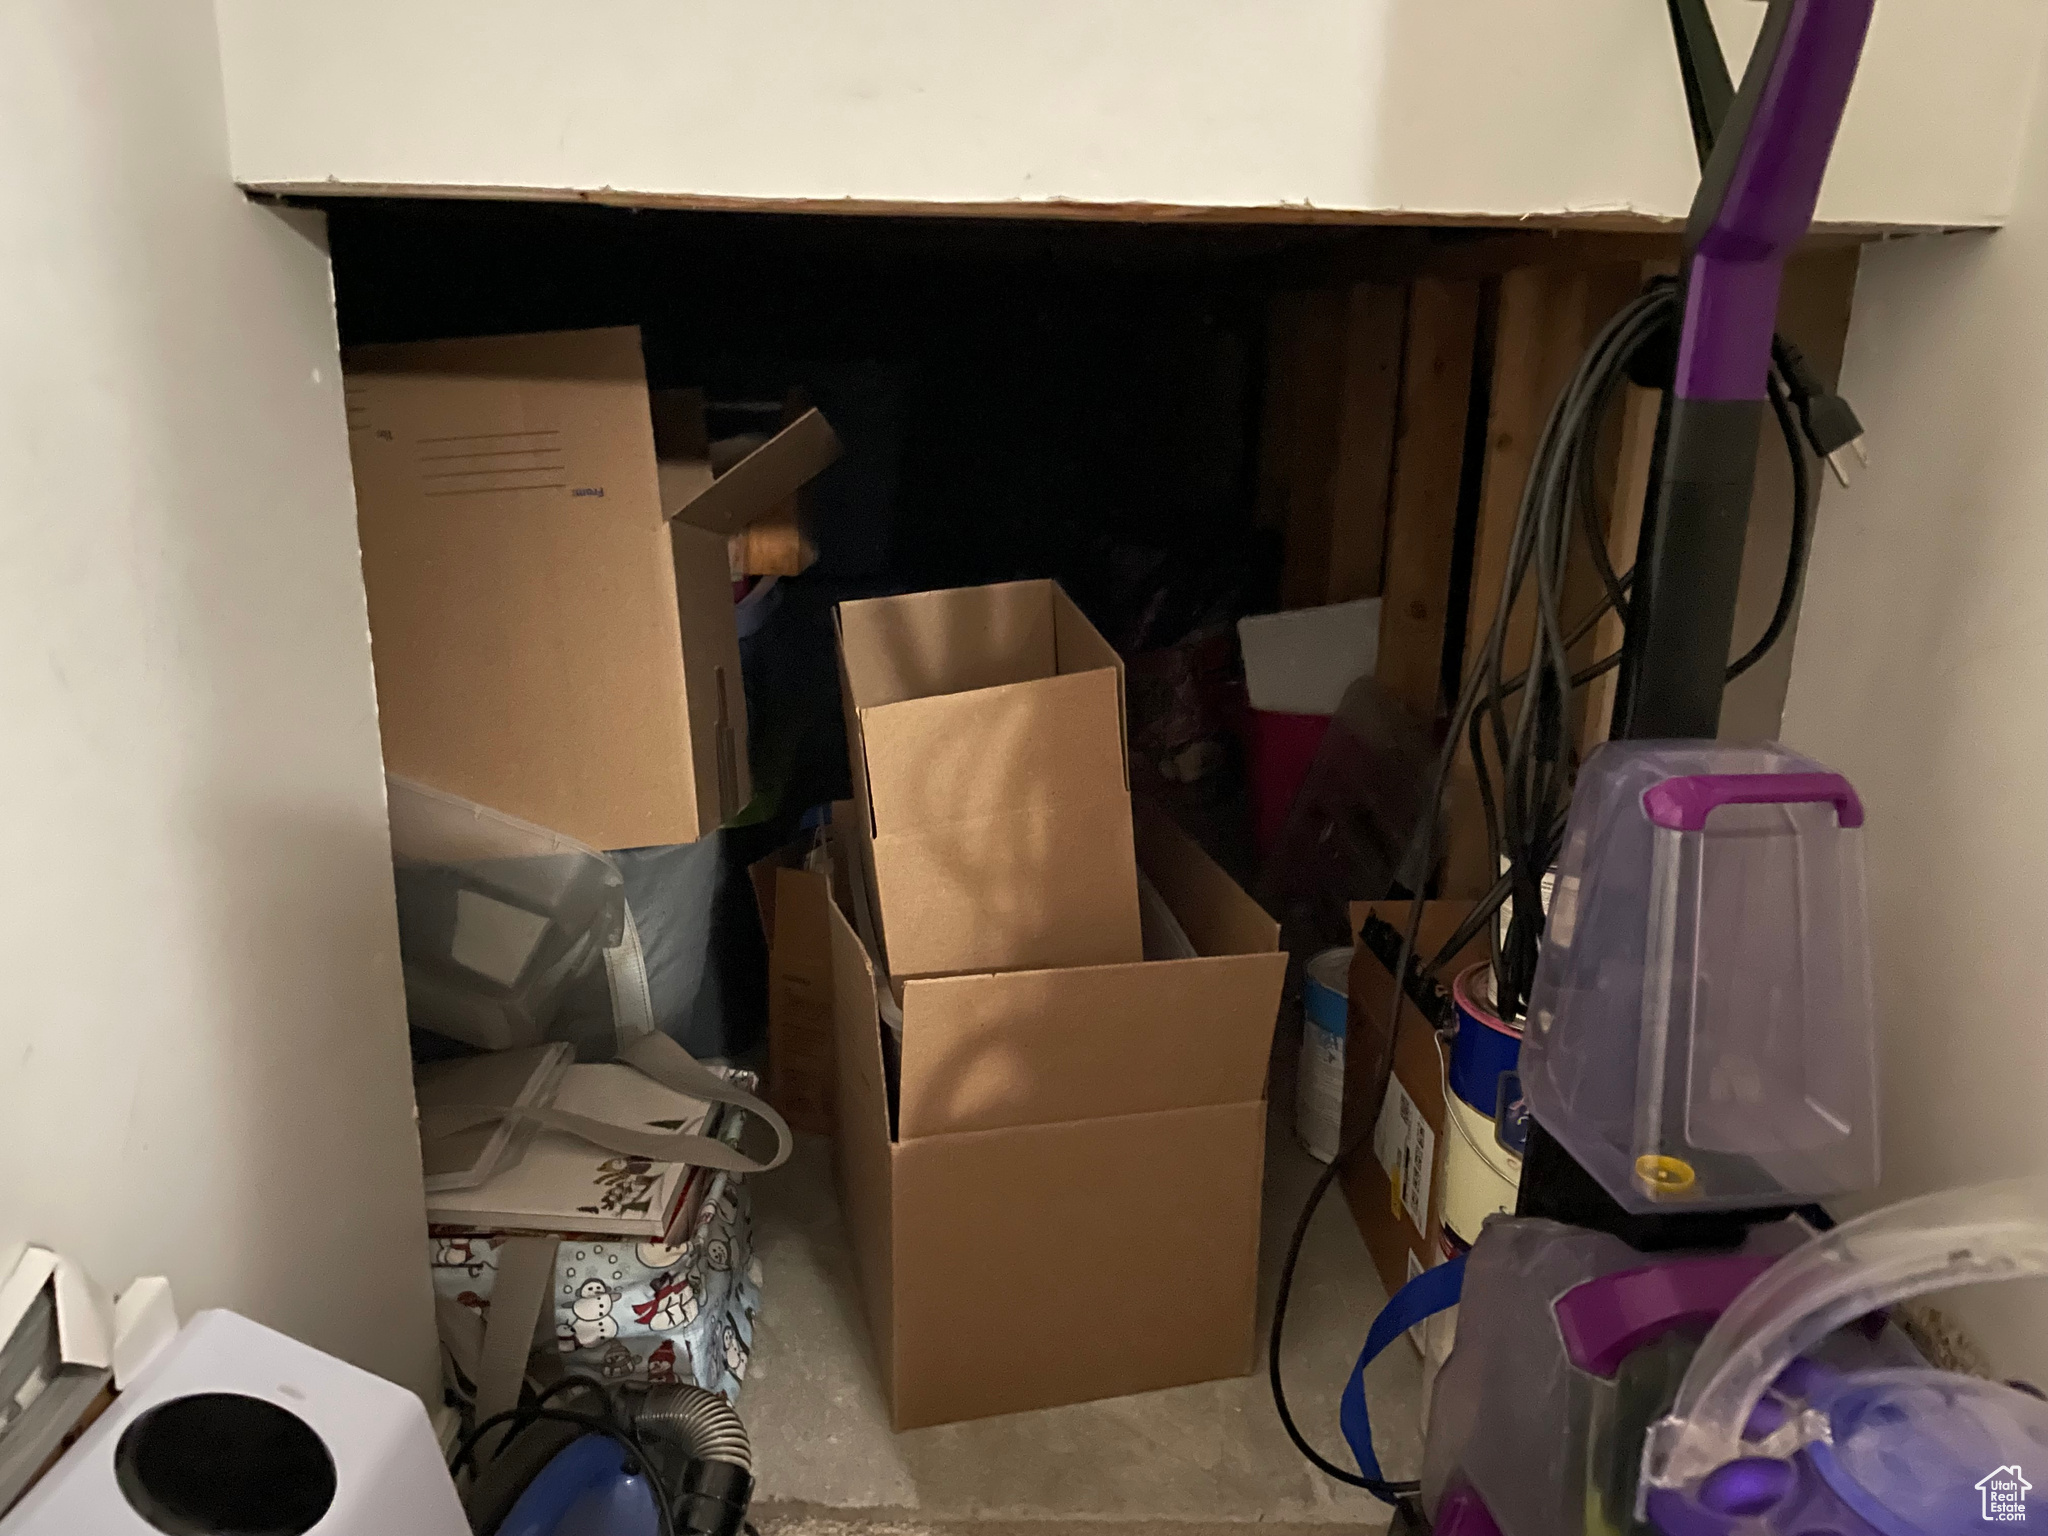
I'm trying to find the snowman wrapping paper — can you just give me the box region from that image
[431,1176,762,1402]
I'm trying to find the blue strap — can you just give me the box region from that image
[1339,1253,1467,1481]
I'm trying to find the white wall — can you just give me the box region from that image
[210,0,2044,230]
[1779,55,2048,1381]
[0,5,437,1396]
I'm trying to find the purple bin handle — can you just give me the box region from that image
[1554,1255,1780,1379]
[1642,772,1864,832]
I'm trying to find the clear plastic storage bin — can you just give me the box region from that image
[387,776,628,1052]
[1520,742,1878,1214]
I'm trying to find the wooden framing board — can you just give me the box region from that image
[1443,262,1644,893]
[1263,284,1408,610]
[1578,381,1664,749]
[1374,277,1481,721]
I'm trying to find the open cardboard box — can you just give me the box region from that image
[835,579,1143,979]
[1341,900,1486,1301]
[811,798,1284,1429]
[344,327,839,850]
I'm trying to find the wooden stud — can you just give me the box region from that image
[1444,263,1643,893]
[1255,290,1310,532]
[1375,276,1480,721]
[1578,381,1662,750]
[1276,287,1351,598]
[1260,284,1409,611]
[1319,283,1409,605]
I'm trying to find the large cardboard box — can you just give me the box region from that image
[835,579,1143,978]
[1341,901,1487,1301]
[344,328,839,850]
[822,799,1284,1428]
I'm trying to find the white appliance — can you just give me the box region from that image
[0,1309,467,1534]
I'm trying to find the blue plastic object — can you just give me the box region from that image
[496,1434,659,1536]
[1339,1252,1467,1486]
[1447,964,1520,1120]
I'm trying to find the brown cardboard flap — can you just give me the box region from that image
[1135,799,1282,958]
[837,580,1058,710]
[669,521,750,827]
[870,798,1144,979]
[859,669,1126,832]
[825,880,895,1395]
[897,951,1284,1139]
[888,1099,1264,1430]
[656,458,718,521]
[1051,583,1130,772]
[652,388,839,540]
[675,408,839,535]
[1341,899,1481,1299]
[344,326,706,849]
[767,866,836,1135]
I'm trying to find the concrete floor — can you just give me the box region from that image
[741,1110,1421,1530]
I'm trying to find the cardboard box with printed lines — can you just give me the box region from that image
[344,327,838,849]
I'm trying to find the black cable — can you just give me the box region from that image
[1265,290,1674,1499]
[1268,275,1819,1500]
[1725,371,1812,681]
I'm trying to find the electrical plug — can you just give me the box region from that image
[1772,335,1868,487]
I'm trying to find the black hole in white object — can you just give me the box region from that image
[114,1392,337,1535]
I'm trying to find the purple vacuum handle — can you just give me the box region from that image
[1675,0,1875,401]
[1643,772,1864,831]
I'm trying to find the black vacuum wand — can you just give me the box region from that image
[1515,0,1875,1247]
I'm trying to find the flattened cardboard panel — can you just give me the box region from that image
[1050,584,1130,771]
[837,581,1056,710]
[767,867,836,1135]
[897,951,1283,1139]
[345,328,702,848]
[1050,583,1125,682]
[871,798,1143,979]
[678,409,841,536]
[825,882,896,1396]
[889,1100,1265,1430]
[1133,799,1283,959]
[670,521,749,829]
[860,669,1126,832]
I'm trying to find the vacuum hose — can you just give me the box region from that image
[636,1385,755,1536]
[637,1384,753,1474]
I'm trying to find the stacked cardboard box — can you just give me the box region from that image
[1341,900,1487,1300]
[344,327,840,849]
[800,580,1286,1428]
[834,579,1144,977]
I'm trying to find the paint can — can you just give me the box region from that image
[1440,1090,1523,1249]
[1295,946,1351,1163]
[1449,961,1523,1118]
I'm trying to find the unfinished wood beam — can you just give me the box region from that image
[1444,263,1643,893]
[1263,283,1408,610]
[1375,276,1480,722]
[1578,381,1662,751]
